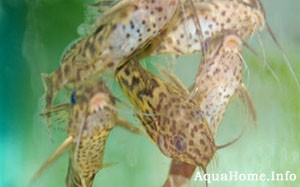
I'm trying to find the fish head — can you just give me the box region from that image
[202,31,243,67]
[68,79,115,137]
[154,95,217,170]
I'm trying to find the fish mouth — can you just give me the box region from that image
[223,34,243,51]
[89,93,109,113]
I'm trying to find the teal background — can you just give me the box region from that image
[1,0,300,187]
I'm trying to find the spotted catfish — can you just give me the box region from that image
[192,31,256,135]
[31,79,141,187]
[42,0,180,122]
[163,31,256,187]
[151,0,300,89]
[142,0,265,56]
[115,58,242,174]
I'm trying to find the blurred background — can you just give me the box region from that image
[0,0,299,186]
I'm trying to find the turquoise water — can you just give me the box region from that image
[1,0,300,187]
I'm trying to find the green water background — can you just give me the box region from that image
[1,0,300,186]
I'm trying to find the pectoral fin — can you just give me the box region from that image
[159,68,189,96]
[29,136,73,186]
[101,162,117,169]
[116,117,143,134]
[40,103,70,117]
[40,103,70,134]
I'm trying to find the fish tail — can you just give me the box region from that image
[163,159,196,187]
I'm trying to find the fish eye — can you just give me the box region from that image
[71,90,76,105]
[174,136,186,152]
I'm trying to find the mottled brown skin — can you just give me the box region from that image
[65,79,142,187]
[192,32,245,135]
[115,59,216,170]
[42,0,180,122]
[164,32,255,187]
[32,79,141,187]
[159,1,263,186]
[65,79,116,187]
[146,0,265,56]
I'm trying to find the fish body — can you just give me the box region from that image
[164,31,256,187]
[115,59,216,170]
[66,79,115,187]
[150,0,265,55]
[193,31,245,135]
[42,0,180,116]
[31,79,140,187]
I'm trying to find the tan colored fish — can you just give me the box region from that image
[146,0,300,88]
[192,31,256,134]
[163,31,256,187]
[115,58,242,178]
[31,79,141,187]
[140,0,265,56]
[89,0,299,89]
[42,0,180,124]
